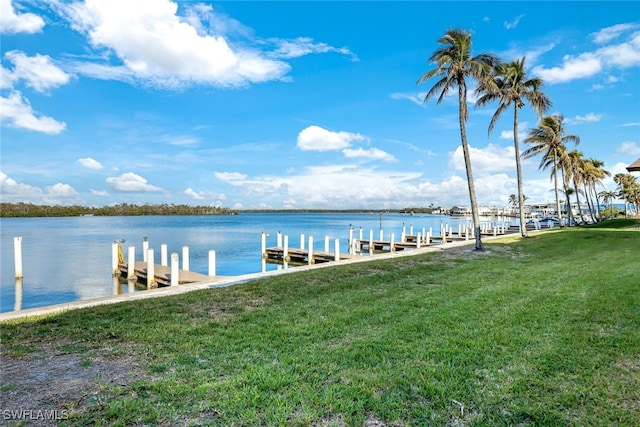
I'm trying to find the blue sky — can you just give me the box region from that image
[1,0,639,210]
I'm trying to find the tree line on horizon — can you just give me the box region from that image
[417,28,639,250]
[0,203,237,218]
[0,203,450,218]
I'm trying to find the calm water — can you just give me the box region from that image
[0,212,481,313]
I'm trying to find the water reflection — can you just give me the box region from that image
[1,213,497,313]
[14,278,23,312]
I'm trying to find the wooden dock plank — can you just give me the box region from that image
[263,247,356,264]
[118,262,213,288]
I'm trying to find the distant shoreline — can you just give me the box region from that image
[0,203,442,218]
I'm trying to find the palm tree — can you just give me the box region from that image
[476,57,551,237]
[614,173,640,217]
[567,150,586,224]
[584,158,610,221]
[522,115,580,227]
[598,189,617,218]
[417,29,500,250]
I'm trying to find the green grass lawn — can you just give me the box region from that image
[2,220,639,426]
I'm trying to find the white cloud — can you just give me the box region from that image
[448,144,515,174]
[297,125,367,151]
[591,23,640,44]
[390,91,429,107]
[566,113,603,124]
[533,28,640,84]
[0,64,13,89]
[184,188,204,200]
[533,52,602,83]
[342,147,397,163]
[269,37,358,61]
[498,42,556,68]
[504,14,524,30]
[214,171,248,184]
[56,0,290,88]
[91,189,109,196]
[0,171,42,197]
[184,188,227,202]
[610,161,640,178]
[4,51,72,93]
[0,171,83,205]
[78,157,104,170]
[160,134,200,146]
[0,0,45,34]
[0,91,67,134]
[46,182,80,198]
[207,163,532,209]
[616,141,640,157]
[184,187,226,201]
[106,172,163,192]
[499,129,527,141]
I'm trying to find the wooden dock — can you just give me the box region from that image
[263,247,357,265]
[118,262,217,288]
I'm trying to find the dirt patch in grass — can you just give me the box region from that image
[0,344,144,426]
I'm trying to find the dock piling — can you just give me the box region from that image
[369,229,374,255]
[147,248,156,288]
[349,227,354,255]
[161,243,168,266]
[14,278,23,311]
[171,252,179,286]
[13,237,23,279]
[283,235,289,264]
[111,241,120,275]
[143,237,149,262]
[209,250,216,276]
[182,246,189,271]
[127,246,136,280]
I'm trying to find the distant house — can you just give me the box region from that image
[626,158,640,172]
[451,206,471,216]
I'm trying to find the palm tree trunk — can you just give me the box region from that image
[553,153,563,227]
[594,186,603,221]
[574,182,582,224]
[513,106,528,237]
[583,182,595,222]
[458,83,483,250]
[561,168,574,226]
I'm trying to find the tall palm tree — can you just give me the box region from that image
[476,57,551,237]
[584,158,610,221]
[417,29,500,250]
[522,115,580,227]
[598,189,617,218]
[581,160,598,222]
[614,173,640,217]
[567,150,586,224]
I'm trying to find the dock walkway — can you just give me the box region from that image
[263,247,357,264]
[118,261,226,288]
